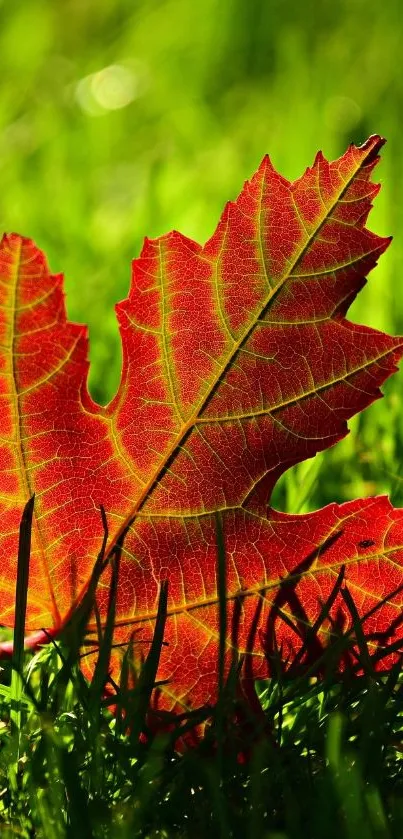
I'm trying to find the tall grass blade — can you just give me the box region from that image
[129,579,169,749]
[10,494,35,739]
[88,547,120,708]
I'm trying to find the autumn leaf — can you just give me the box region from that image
[1,134,403,714]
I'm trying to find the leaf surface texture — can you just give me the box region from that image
[1,135,403,710]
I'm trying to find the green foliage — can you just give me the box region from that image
[1,500,403,837]
[2,580,403,838]
[1,0,402,514]
[1,0,403,391]
[1,1,403,835]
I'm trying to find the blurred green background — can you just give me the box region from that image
[1,0,403,511]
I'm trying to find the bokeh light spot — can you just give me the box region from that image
[75,64,139,115]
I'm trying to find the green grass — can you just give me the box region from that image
[1,501,403,838]
[2,1,403,835]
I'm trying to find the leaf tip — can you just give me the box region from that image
[357,134,386,164]
[256,154,275,179]
[314,149,325,165]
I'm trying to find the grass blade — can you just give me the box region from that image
[10,494,35,737]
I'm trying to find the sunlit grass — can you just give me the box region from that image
[1,1,403,835]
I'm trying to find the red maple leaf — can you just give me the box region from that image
[1,135,403,715]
